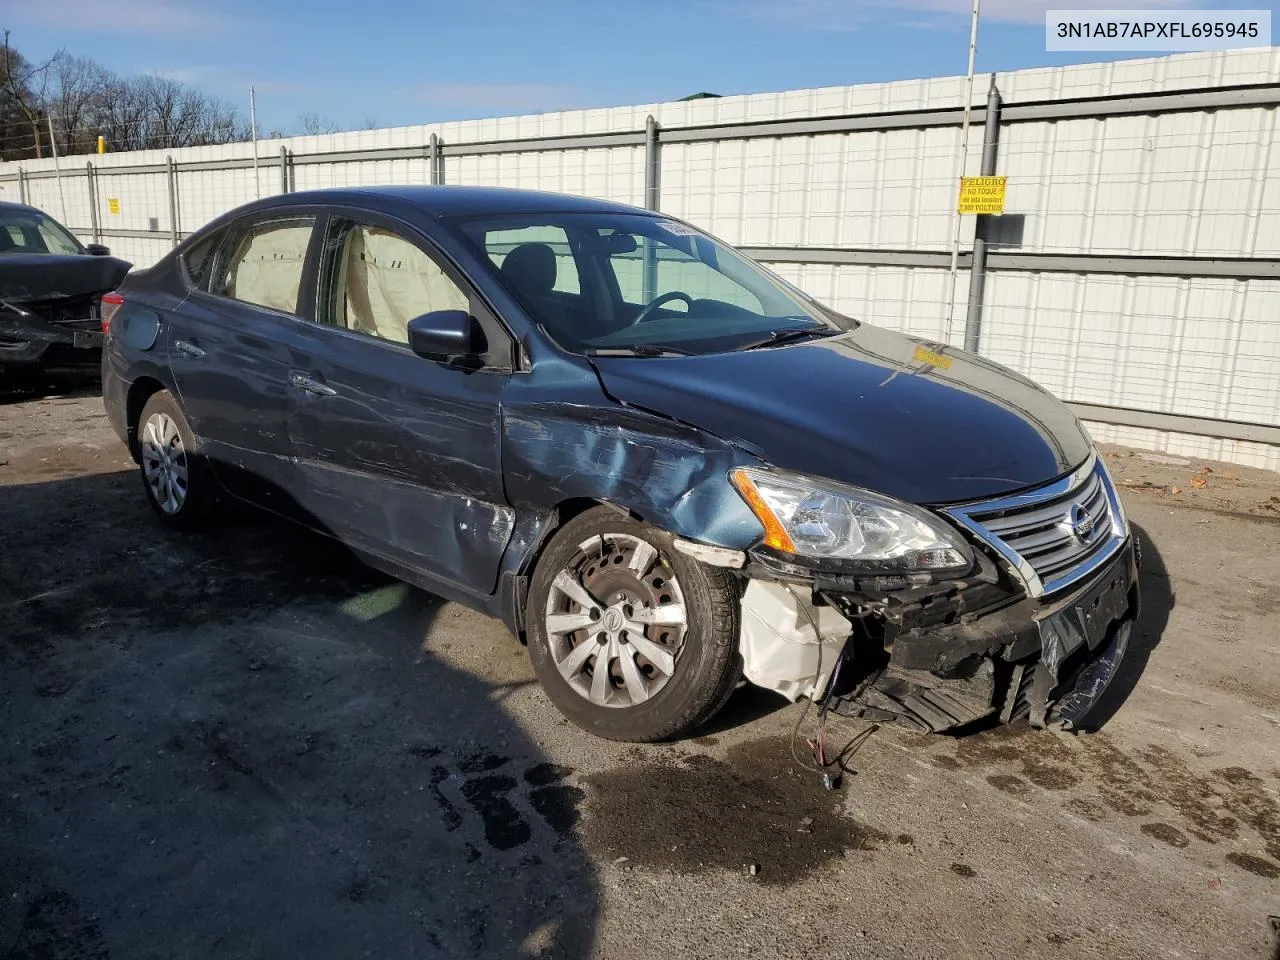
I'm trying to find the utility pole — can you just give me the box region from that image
[250,86,261,198]
[946,0,982,345]
[47,115,68,223]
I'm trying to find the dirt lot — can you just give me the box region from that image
[2,377,1279,960]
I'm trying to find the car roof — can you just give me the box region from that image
[0,200,47,215]
[240,185,655,219]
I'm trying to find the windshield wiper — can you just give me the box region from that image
[586,344,690,357]
[736,326,840,351]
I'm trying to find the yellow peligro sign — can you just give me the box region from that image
[958,176,1007,215]
[107,198,120,215]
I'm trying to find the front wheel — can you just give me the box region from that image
[527,507,742,742]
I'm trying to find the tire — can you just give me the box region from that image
[527,507,742,743]
[136,390,215,531]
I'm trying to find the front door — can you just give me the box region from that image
[287,212,514,596]
[167,214,318,514]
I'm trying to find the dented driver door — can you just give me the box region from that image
[286,211,515,597]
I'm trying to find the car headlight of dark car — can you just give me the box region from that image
[731,466,973,575]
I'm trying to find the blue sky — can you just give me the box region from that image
[7,0,1278,133]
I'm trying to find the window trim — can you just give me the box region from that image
[182,210,323,321]
[178,228,227,292]
[306,206,518,373]
[209,214,319,317]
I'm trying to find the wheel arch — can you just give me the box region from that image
[125,375,169,460]
[500,497,642,644]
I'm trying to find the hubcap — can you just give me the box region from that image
[545,533,688,708]
[140,412,189,515]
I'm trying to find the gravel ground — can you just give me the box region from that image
[2,376,1278,960]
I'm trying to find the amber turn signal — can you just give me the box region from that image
[730,468,797,554]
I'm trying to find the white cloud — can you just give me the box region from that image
[6,0,231,37]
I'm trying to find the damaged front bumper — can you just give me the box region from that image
[833,536,1140,733]
[737,536,1141,734]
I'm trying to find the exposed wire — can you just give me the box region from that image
[785,580,850,779]
[784,581,824,774]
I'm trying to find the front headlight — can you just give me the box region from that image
[730,467,972,574]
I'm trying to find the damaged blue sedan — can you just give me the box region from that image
[102,186,1140,742]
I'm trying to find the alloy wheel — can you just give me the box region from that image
[544,533,688,708]
[140,411,189,515]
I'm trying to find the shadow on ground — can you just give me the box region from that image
[0,366,102,406]
[0,470,600,958]
[1082,523,1173,730]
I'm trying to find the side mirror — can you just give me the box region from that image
[86,243,111,256]
[407,310,483,363]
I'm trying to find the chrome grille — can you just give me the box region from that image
[945,453,1127,598]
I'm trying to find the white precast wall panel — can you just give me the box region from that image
[762,262,964,345]
[293,157,431,191]
[981,271,1280,471]
[1000,107,1280,257]
[2,49,1278,469]
[660,125,974,250]
[178,167,269,228]
[445,147,644,206]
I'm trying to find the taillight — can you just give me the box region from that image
[100,292,124,334]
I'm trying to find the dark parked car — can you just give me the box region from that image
[102,186,1140,743]
[0,200,130,372]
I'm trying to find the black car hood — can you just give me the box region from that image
[589,324,1092,505]
[0,254,131,305]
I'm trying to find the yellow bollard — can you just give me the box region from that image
[97,135,105,155]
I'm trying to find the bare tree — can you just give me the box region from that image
[3,31,251,158]
[297,111,338,135]
[2,29,58,159]
[46,53,110,154]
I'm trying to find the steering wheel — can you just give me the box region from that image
[630,291,694,326]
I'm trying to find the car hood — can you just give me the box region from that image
[589,324,1093,505]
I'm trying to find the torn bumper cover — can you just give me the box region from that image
[828,537,1141,733]
[737,535,1140,734]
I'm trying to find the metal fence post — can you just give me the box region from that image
[166,157,180,247]
[963,80,1003,354]
[642,115,660,302]
[428,134,439,186]
[17,168,27,205]
[280,146,290,193]
[86,161,101,243]
[643,114,660,211]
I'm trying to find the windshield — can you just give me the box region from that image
[452,211,849,355]
[0,208,83,256]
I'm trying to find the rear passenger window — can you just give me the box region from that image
[212,217,315,314]
[182,231,224,290]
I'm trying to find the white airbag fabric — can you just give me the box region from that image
[739,581,851,702]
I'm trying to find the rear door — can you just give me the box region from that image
[167,213,319,514]
[287,211,515,595]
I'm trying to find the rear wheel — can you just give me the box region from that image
[137,390,214,530]
[527,507,742,742]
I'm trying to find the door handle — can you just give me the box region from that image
[291,373,338,397]
[173,338,206,359]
